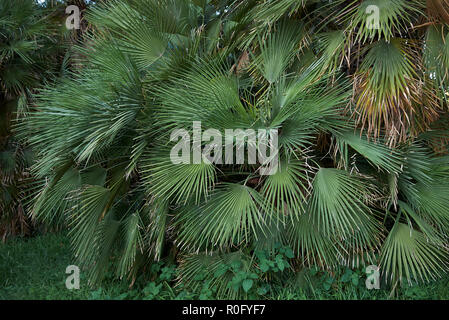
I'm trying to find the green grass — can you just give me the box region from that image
[1,233,448,300]
[0,233,133,300]
[1,233,89,299]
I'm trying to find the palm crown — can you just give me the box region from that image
[19,0,449,295]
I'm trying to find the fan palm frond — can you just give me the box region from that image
[380,222,449,285]
[175,183,271,251]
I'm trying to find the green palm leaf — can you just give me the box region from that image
[380,222,449,285]
[175,183,270,251]
[309,168,381,238]
[261,159,310,221]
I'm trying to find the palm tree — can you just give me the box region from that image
[0,0,69,240]
[20,0,449,295]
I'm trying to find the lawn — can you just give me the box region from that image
[0,233,120,300]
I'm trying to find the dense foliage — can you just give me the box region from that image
[9,0,449,298]
[0,0,74,240]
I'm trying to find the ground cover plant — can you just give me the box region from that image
[2,233,449,300]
